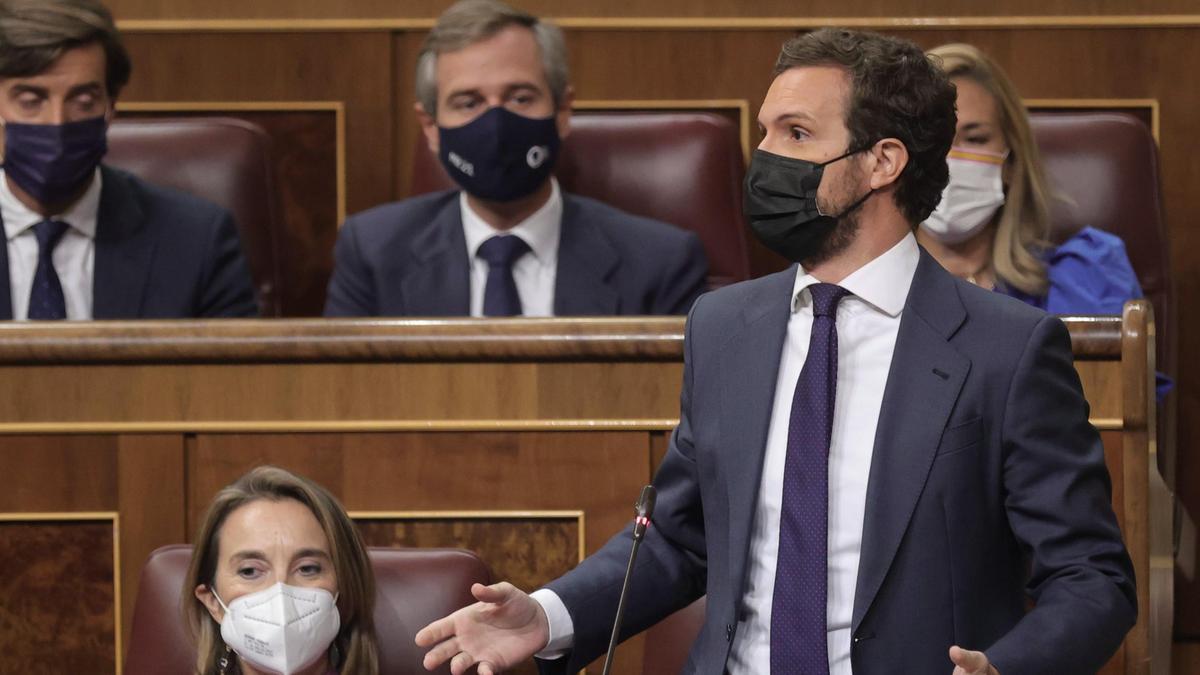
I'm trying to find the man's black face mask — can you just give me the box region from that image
[743,146,874,263]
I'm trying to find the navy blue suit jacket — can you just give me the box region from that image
[0,166,257,319]
[323,190,708,316]
[542,249,1136,674]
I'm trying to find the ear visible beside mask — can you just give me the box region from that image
[921,147,1007,245]
[214,583,341,675]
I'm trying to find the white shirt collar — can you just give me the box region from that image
[791,231,920,317]
[1,167,102,241]
[460,178,562,267]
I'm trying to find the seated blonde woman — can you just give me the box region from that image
[923,43,1169,398]
[185,466,379,675]
[921,43,1142,313]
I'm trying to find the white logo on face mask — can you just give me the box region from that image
[526,145,548,169]
[214,583,341,675]
[921,147,1007,245]
[448,151,475,177]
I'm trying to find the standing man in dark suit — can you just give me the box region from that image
[415,28,1136,675]
[0,0,257,320]
[324,0,707,318]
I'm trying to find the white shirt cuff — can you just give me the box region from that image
[530,588,575,659]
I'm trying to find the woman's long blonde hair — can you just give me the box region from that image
[928,43,1053,296]
[183,466,379,675]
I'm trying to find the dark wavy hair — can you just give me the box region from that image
[774,28,957,225]
[0,0,131,98]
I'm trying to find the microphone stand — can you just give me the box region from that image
[601,486,656,675]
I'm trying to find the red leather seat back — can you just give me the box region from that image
[124,545,491,675]
[412,111,751,288]
[107,117,283,316]
[1029,111,1171,374]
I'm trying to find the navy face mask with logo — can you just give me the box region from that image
[2,115,108,206]
[438,106,560,202]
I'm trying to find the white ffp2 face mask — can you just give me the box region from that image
[214,583,341,675]
[921,147,1007,245]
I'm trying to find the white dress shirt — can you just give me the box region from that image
[533,233,921,672]
[461,179,562,317]
[2,168,101,320]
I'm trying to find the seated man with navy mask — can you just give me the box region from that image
[324,0,708,318]
[0,0,257,320]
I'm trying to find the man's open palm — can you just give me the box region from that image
[415,582,551,675]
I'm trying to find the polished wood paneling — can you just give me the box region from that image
[104,1,1200,21]
[1174,641,1200,675]
[356,517,580,600]
[119,32,394,219]
[0,437,118,512]
[0,521,116,674]
[116,435,185,658]
[186,431,648,554]
[0,318,685,363]
[0,363,680,428]
[1105,430,1127,533]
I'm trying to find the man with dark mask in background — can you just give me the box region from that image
[324,0,707,318]
[0,0,257,319]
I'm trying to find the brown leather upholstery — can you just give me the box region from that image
[106,117,283,316]
[1029,111,1172,378]
[411,112,751,288]
[124,544,491,675]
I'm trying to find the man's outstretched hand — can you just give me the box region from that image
[415,582,551,675]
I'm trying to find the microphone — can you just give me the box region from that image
[601,485,657,675]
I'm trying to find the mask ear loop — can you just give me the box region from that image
[209,586,236,675]
[210,586,232,614]
[813,141,878,217]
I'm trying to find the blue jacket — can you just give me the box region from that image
[0,166,257,319]
[324,190,708,317]
[1003,226,1142,315]
[1003,226,1170,397]
[541,249,1135,675]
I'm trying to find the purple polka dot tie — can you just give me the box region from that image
[771,282,850,675]
[476,234,530,316]
[27,219,70,320]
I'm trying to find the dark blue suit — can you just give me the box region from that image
[542,249,1135,674]
[0,166,257,319]
[323,190,708,316]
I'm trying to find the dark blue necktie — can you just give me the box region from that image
[27,219,70,320]
[477,235,530,316]
[771,282,851,674]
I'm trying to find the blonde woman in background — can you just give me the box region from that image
[185,466,379,675]
[921,43,1142,314]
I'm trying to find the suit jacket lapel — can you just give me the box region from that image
[721,268,795,601]
[397,196,470,316]
[851,250,970,631]
[93,166,154,319]
[553,195,619,315]
[0,211,11,320]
